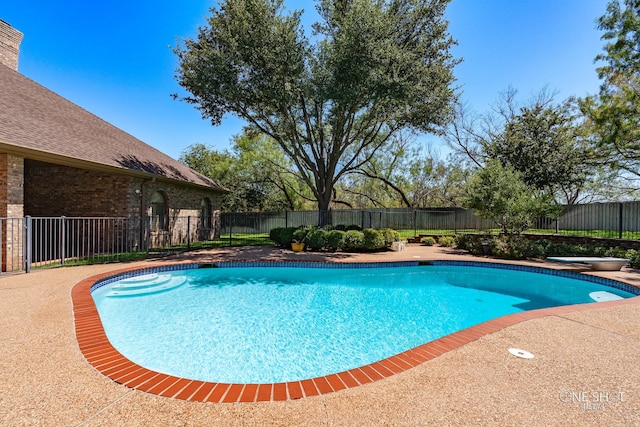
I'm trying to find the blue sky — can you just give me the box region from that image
[3,0,608,160]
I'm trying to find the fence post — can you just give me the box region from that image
[24,216,32,273]
[229,214,233,246]
[60,216,66,266]
[619,202,623,239]
[454,209,457,234]
[414,210,417,238]
[285,210,288,228]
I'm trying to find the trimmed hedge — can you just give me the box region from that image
[438,236,456,247]
[306,228,328,251]
[269,227,296,247]
[380,228,400,246]
[326,230,346,251]
[420,236,436,246]
[344,230,365,251]
[270,225,402,252]
[363,228,386,251]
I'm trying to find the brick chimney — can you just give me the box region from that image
[0,20,24,71]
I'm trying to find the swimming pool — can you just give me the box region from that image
[90,261,638,385]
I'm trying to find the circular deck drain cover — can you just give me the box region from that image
[508,348,535,359]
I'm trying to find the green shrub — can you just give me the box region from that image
[269,227,284,245]
[593,246,608,256]
[454,234,470,250]
[420,236,436,246]
[334,224,348,231]
[344,230,365,251]
[488,235,533,259]
[542,242,586,257]
[346,224,363,231]
[306,228,328,251]
[488,236,506,257]
[363,229,386,251]
[524,240,546,259]
[626,250,640,269]
[455,234,634,263]
[455,234,487,255]
[380,228,401,246]
[604,247,628,258]
[269,227,296,247]
[326,230,346,251]
[438,236,456,247]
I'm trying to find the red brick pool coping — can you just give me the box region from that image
[72,262,640,403]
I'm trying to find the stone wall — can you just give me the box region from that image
[0,154,24,270]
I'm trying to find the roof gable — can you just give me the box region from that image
[0,65,226,191]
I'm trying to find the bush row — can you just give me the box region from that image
[420,236,456,247]
[455,234,640,268]
[270,226,401,252]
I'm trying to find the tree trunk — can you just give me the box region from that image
[317,189,333,227]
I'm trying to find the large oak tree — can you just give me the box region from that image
[582,0,640,181]
[174,0,459,222]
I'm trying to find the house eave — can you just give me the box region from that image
[0,141,230,193]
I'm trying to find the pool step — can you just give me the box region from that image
[110,273,173,291]
[106,275,187,297]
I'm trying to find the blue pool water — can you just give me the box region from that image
[92,264,637,383]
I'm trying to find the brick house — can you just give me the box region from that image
[0,20,227,270]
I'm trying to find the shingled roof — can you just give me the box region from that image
[0,65,227,191]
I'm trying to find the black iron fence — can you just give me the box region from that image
[2,201,639,273]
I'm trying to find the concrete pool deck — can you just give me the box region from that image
[1,245,639,426]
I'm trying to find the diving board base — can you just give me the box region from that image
[546,257,630,271]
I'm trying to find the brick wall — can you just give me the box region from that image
[142,180,222,214]
[24,160,223,250]
[0,20,23,71]
[142,180,223,245]
[24,160,137,217]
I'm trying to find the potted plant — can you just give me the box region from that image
[291,240,305,252]
[291,228,308,252]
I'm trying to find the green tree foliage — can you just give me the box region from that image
[180,130,314,211]
[487,100,591,201]
[174,0,459,219]
[179,143,235,188]
[447,89,601,204]
[336,138,470,208]
[582,0,640,180]
[463,160,559,235]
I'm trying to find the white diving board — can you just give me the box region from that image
[546,257,630,271]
